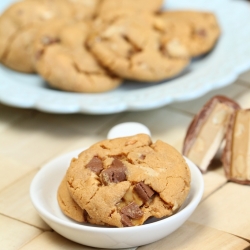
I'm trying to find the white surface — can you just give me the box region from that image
[107,122,151,139]
[1,0,250,114]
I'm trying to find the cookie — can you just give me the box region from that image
[97,0,163,17]
[57,176,86,222]
[65,0,100,21]
[88,13,189,82]
[222,109,250,185]
[66,134,190,227]
[154,16,192,58]
[183,96,240,173]
[33,19,122,93]
[158,11,221,57]
[0,0,76,73]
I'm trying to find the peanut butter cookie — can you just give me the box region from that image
[88,13,189,82]
[34,19,121,93]
[66,134,191,227]
[97,0,163,16]
[57,176,86,222]
[66,0,100,21]
[0,0,100,73]
[158,10,221,57]
[0,0,75,73]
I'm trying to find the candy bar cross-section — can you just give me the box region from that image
[222,109,250,184]
[183,96,240,172]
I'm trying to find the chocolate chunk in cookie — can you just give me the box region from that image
[134,182,155,202]
[121,214,133,227]
[101,158,127,184]
[86,156,103,175]
[120,202,143,219]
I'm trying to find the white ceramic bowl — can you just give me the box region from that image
[30,148,204,249]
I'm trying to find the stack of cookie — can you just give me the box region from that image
[58,134,191,227]
[0,0,220,93]
[183,95,250,185]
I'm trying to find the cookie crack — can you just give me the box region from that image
[179,176,190,191]
[1,32,17,61]
[100,144,111,150]
[84,185,100,206]
[35,36,61,62]
[109,208,116,219]
[121,34,142,59]
[108,153,127,160]
[162,176,188,198]
[105,16,123,27]
[60,198,67,207]
[162,199,174,211]
[1,23,35,61]
[72,60,88,75]
[72,61,117,83]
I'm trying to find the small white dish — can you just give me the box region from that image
[30,123,204,249]
[30,153,203,248]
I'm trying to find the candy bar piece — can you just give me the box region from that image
[121,214,133,227]
[86,156,103,175]
[134,182,155,202]
[222,109,250,184]
[120,202,143,219]
[183,96,240,172]
[100,159,127,185]
[120,202,143,227]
